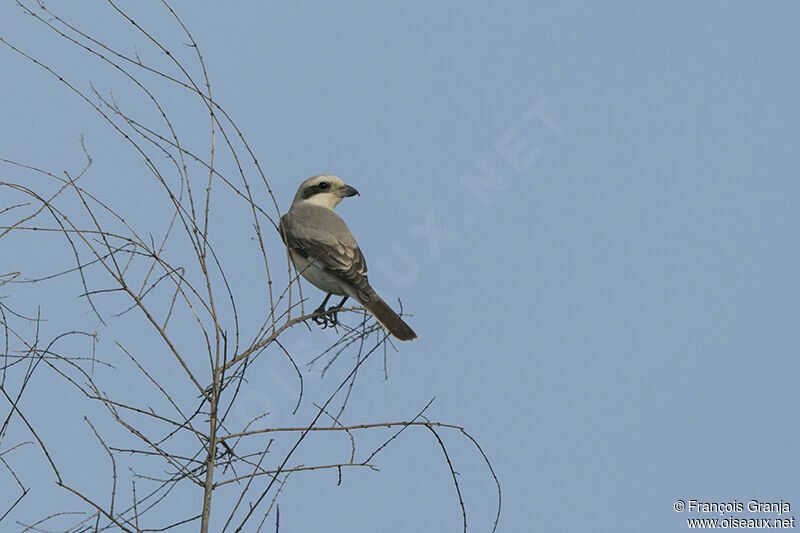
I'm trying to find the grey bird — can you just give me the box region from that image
[280,175,417,341]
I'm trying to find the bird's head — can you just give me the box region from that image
[292,174,359,209]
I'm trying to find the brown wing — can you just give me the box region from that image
[280,212,371,298]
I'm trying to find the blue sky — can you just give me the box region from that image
[2,2,800,532]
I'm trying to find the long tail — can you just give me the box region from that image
[359,288,417,341]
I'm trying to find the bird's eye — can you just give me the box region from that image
[318,182,330,190]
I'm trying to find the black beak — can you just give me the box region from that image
[337,184,360,198]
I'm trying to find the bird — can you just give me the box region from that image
[279,175,417,341]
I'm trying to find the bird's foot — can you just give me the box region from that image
[312,295,347,330]
[325,305,342,327]
[313,305,330,327]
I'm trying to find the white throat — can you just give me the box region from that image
[294,193,342,210]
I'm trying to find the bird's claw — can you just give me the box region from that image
[325,305,341,327]
[312,306,342,329]
[312,306,329,327]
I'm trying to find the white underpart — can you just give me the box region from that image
[289,249,354,298]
